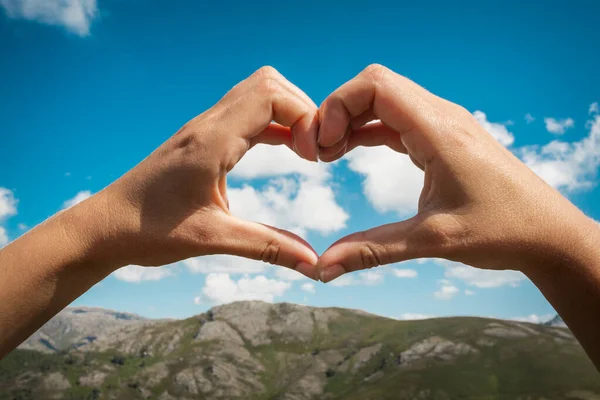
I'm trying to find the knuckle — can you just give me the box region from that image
[362,63,389,84]
[261,237,282,265]
[358,242,386,270]
[255,65,280,78]
[255,75,281,97]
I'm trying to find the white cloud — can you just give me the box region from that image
[434,281,459,300]
[0,188,17,220]
[544,117,574,135]
[301,282,315,293]
[520,115,600,191]
[590,102,599,115]
[360,270,385,285]
[439,260,525,288]
[62,190,92,209]
[0,0,97,36]
[17,223,28,230]
[345,146,424,217]
[329,274,357,287]
[230,145,330,181]
[398,313,435,320]
[473,111,515,147]
[392,268,417,278]
[195,273,291,305]
[183,255,267,275]
[509,314,554,324]
[464,289,475,296]
[329,269,385,287]
[0,226,8,247]
[228,177,348,237]
[274,267,308,281]
[113,265,175,283]
[0,188,17,247]
[525,113,535,124]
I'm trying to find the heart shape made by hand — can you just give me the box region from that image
[221,64,568,285]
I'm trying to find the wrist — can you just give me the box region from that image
[522,211,600,283]
[57,189,130,273]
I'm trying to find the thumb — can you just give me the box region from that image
[317,215,446,283]
[215,214,319,280]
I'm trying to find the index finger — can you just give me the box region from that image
[317,64,446,161]
[218,66,319,161]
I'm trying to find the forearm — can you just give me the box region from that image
[525,215,600,370]
[0,191,123,358]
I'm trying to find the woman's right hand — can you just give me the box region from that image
[316,64,600,371]
[316,63,598,280]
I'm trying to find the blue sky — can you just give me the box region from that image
[1,0,599,322]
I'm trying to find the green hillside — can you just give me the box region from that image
[1,302,598,399]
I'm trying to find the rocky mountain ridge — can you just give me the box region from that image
[2,302,598,400]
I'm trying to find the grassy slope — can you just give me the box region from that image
[0,309,598,400]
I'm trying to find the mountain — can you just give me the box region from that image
[18,306,149,353]
[544,314,568,328]
[1,301,598,400]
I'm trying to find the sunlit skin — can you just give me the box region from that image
[1,65,599,372]
[317,64,600,371]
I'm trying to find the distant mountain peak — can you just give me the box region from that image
[543,314,567,327]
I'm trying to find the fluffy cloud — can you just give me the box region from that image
[590,102,599,115]
[0,188,17,220]
[0,188,17,247]
[330,269,385,287]
[439,260,525,288]
[509,314,554,324]
[464,289,475,296]
[392,268,417,278]
[195,273,291,305]
[228,177,348,237]
[113,265,176,283]
[434,280,459,300]
[473,111,515,147]
[0,0,97,36]
[525,113,535,124]
[274,267,308,281]
[183,255,267,275]
[0,226,8,247]
[301,282,315,293]
[544,117,574,135]
[398,313,435,320]
[520,115,600,191]
[345,146,424,217]
[230,145,330,181]
[62,190,92,209]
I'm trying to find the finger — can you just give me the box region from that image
[220,66,319,162]
[318,122,409,162]
[317,215,449,283]
[250,123,294,151]
[217,214,319,280]
[318,64,443,164]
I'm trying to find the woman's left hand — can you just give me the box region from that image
[90,66,320,278]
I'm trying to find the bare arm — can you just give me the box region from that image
[316,64,600,370]
[0,66,320,359]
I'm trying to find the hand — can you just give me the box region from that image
[316,64,598,282]
[87,66,320,278]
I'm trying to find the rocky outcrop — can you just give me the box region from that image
[2,302,597,400]
[195,320,244,345]
[399,336,478,366]
[19,306,148,353]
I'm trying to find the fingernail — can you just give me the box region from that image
[295,262,317,281]
[319,264,346,283]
